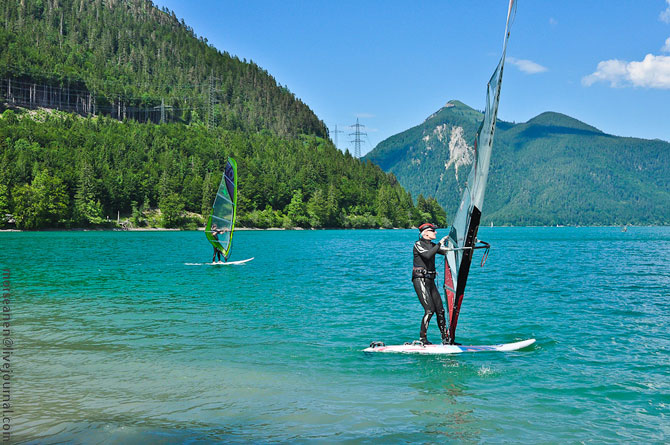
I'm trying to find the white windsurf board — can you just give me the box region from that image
[185,257,255,266]
[210,257,254,266]
[364,338,535,354]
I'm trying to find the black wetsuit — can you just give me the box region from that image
[412,238,449,343]
[212,230,223,262]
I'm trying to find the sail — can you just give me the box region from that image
[205,158,238,261]
[443,0,516,343]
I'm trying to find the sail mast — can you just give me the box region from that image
[443,0,516,344]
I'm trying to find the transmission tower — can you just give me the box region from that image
[331,124,344,149]
[153,98,172,124]
[349,118,367,158]
[207,71,220,129]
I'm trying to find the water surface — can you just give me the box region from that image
[2,227,669,443]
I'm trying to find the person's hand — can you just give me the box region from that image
[439,235,449,246]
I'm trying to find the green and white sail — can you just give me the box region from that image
[205,158,238,261]
[443,0,516,344]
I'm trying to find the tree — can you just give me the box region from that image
[286,189,308,228]
[0,183,9,228]
[375,185,399,226]
[160,193,185,228]
[12,170,69,229]
[425,197,448,227]
[325,184,342,227]
[130,200,146,227]
[182,175,203,213]
[201,171,214,217]
[73,162,104,225]
[307,189,328,228]
[415,194,447,227]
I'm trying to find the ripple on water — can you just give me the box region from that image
[2,227,669,443]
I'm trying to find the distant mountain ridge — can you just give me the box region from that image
[364,100,670,226]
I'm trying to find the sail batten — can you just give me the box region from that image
[443,0,516,344]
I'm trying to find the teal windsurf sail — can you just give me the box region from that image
[205,158,238,261]
[443,0,516,344]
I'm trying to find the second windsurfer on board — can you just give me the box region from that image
[211,224,228,263]
[412,223,450,345]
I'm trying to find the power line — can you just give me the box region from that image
[364,133,374,154]
[1,77,199,124]
[1,63,213,94]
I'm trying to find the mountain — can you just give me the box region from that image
[364,100,670,226]
[0,0,326,137]
[0,0,439,230]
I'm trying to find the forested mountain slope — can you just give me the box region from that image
[0,0,446,229]
[365,101,670,226]
[0,0,326,137]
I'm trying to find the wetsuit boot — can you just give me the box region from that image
[419,310,433,345]
[436,311,450,345]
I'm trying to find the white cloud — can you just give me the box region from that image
[508,57,548,74]
[582,60,628,87]
[582,54,670,89]
[661,0,670,23]
[585,2,670,89]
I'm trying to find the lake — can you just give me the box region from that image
[2,227,669,443]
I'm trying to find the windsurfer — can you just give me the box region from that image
[412,223,450,345]
[211,224,227,263]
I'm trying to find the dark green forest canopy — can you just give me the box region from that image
[0,0,327,137]
[365,100,670,226]
[0,109,447,229]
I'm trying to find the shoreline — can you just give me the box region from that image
[1,224,666,233]
[0,226,404,232]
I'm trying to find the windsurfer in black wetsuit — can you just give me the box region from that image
[211,224,227,263]
[412,223,450,345]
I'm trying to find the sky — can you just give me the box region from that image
[155,0,670,155]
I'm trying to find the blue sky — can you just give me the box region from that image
[156,0,670,155]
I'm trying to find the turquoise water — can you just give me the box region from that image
[3,227,669,443]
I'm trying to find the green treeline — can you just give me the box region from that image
[0,109,446,230]
[0,0,327,137]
